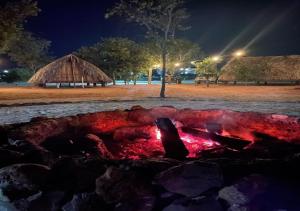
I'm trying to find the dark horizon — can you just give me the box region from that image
[5,0,300,57]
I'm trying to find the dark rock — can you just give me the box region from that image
[41,135,80,155]
[0,149,23,168]
[27,191,68,211]
[218,174,268,206]
[0,126,8,145]
[155,118,189,160]
[163,195,223,211]
[114,194,156,211]
[96,166,153,203]
[155,191,183,211]
[62,192,108,211]
[0,200,25,211]
[0,164,50,202]
[199,147,242,159]
[0,191,68,211]
[0,191,41,211]
[128,158,182,175]
[47,157,104,192]
[156,161,223,197]
[6,140,55,165]
[22,148,55,166]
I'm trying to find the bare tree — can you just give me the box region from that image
[106,0,189,97]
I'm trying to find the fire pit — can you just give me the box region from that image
[5,106,300,160]
[0,106,300,210]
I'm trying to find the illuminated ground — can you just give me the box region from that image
[0,84,299,105]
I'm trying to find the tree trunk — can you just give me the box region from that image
[215,76,219,84]
[148,68,152,84]
[112,72,116,85]
[160,46,167,98]
[134,77,137,85]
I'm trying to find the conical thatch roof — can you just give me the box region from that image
[28,54,112,84]
[220,55,300,81]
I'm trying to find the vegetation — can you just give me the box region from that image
[77,37,202,85]
[0,68,33,83]
[1,0,52,79]
[195,57,218,87]
[77,38,154,85]
[0,0,39,53]
[168,39,203,71]
[106,0,190,97]
[144,39,203,81]
[5,32,52,73]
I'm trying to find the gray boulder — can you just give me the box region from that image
[62,192,107,211]
[218,174,268,208]
[96,166,152,203]
[0,164,50,202]
[156,161,223,197]
[163,195,223,211]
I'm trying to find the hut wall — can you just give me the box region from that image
[220,55,300,82]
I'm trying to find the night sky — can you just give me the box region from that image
[9,0,300,57]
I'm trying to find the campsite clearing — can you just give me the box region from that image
[0,85,299,106]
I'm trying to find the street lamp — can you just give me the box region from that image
[233,50,246,57]
[153,64,161,69]
[174,63,181,67]
[212,55,221,62]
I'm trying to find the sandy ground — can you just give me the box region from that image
[0,84,299,124]
[0,85,299,106]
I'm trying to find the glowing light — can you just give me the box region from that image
[233,50,245,57]
[155,128,161,140]
[174,63,181,67]
[203,140,215,147]
[212,55,221,62]
[181,136,193,143]
[153,64,161,69]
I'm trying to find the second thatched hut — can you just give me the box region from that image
[219,55,300,84]
[28,54,112,87]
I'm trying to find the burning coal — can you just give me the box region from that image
[4,106,300,160]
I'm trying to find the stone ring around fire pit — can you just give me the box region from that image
[0,106,299,210]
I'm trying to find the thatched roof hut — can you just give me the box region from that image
[28,54,112,85]
[220,55,300,81]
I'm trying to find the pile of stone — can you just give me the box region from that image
[0,106,299,210]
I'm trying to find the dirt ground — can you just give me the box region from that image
[0,84,299,106]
